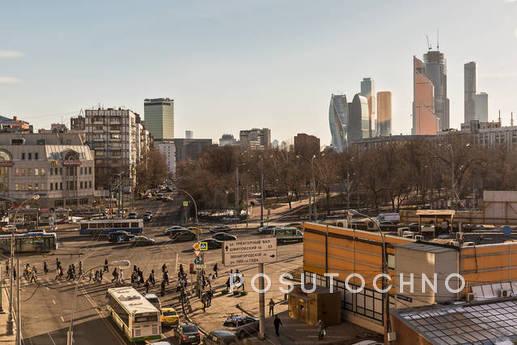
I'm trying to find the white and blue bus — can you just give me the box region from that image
[0,232,58,253]
[79,219,144,236]
[107,287,161,342]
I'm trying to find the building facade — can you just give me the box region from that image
[412,56,439,135]
[155,140,176,176]
[464,62,488,124]
[144,98,174,140]
[0,115,32,133]
[349,94,369,142]
[360,78,377,137]
[70,115,86,131]
[423,50,450,130]
[173,138,212,162]
[329,94,349,152]
[239,128,271,150]
[84,108,140,191]
[0,133,95,208]
[376,91,392,137]
[294,133,320,158]
[219,134,238,146]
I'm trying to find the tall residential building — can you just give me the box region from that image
[377,91,392,136]
[84,107,140,191]
[144,98,174,140]
[412,56,439,135]
[70,115,85,131]
[349,94,369,142]
[239,128,271,150]
[0,132,94,208]
[173,138,212,161]
[423,50,450,130]
[329,94,349,152]
[360,78,377,137]
[464,62,488,123]
[156,141,176,176]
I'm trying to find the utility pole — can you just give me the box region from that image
[235,166,240,215]
[7,226,14,334]
[16,258,20,345]
[0,266,3,313]
[258,263,266,340]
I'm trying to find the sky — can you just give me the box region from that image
[2,0,517,145]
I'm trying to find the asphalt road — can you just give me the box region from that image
[12,203,303,345]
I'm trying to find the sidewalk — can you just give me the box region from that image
[0,281,15,344]
[186,257,380,345]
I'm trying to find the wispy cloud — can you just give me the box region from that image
[0,77,22,85]
[0,50,24,59]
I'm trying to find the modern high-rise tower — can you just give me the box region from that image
[464,62,488,123]
[377,91,392,136]
[422,50,450,130]
[329,94,349,152]
[144,98,174,140]
[349,93,369,142]
[360,78,377,137]
[412,56,439,135]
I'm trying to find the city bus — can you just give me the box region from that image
[0,232,58,253]
[79,219,144,236]
[106,287,161,342]
[271,227,303,244]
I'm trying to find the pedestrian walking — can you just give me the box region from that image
[160,280,166,297]
[213,263,218,278]
[274,315,282,337]
[317,320,326,340]
[145,279,150,294]
[104,258,109,272]
[269,298,275,316]
[43,261,48,274]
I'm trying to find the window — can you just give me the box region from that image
[387,254,396,270]
[60,182,63,190]
[89,167,92,175]
[80,181,83,189]
[89,181,92,188]
[34,152,39,160]
[21,153,25,160]
[28,153,32,160]
[34,168,39,176]
[50,183,53,191]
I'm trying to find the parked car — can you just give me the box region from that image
[169,230,197,243]
[131,235,155,246]
[204,330,238,345]
[209,225,232,233]
[164,226,189,236]
[143,212,153,223]
[351,341,383,345]
[196,238,223,250]
[144,293,161,311]
[160,307,179,328]
[258,225,277,234]
[127,212,138,219]
[211,232,237,242]
[108,230,134,243]
[176,323,201,345]
[223,315,259,339]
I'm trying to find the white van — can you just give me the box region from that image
[377,213,400,224]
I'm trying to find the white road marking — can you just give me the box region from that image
[60,315,64,322]
[52,299,56,305]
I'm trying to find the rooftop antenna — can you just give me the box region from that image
[512,112,514,127]
[426,34,432,51]
[437,29,440,50]
[498,110,502,124]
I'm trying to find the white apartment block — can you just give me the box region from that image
[156,140,176,176]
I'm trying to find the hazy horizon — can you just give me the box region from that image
[2,0,517,145]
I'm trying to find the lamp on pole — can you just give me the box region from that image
[8,193,40,336]
[67,259,130,345]
[347,209,391,342]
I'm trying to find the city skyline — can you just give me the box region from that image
[2,1,517,145]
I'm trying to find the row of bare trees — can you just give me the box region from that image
[176,134,517,213]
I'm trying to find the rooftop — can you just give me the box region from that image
[393,298,517,345]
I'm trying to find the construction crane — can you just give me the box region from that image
[426,35,432,51]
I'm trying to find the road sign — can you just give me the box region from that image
[193,242,200,251]
[199,242,208,251]
[223,238,277,266]
[183,201,189,207]
[194,256,204,265]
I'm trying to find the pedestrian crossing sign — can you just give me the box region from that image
[199,242,208,251]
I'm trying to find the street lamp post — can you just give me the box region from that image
[7,194,40,335]
[176,189,198,224]
[67,259,130,345]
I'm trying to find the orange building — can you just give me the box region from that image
[412,57,439,135]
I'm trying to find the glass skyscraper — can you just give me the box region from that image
[144,98,174,140]
[329,94,349,152]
